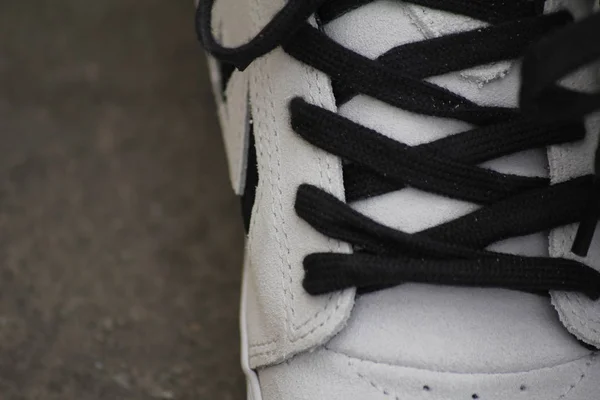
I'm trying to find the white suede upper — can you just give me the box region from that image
[321,0,597,372]
[204,0,600,398]
[260,347,600,400]
[211,0,356,368]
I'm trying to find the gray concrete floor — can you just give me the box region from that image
[0,1,245,399]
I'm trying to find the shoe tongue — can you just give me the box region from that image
[324,0,590,372]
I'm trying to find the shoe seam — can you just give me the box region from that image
[248,3,349,337]
[322,346,598,375]
[247,30,349,359]
[321,347,596,400]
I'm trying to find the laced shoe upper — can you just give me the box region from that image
[198,0,600,395]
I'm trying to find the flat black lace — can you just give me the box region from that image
[197,0,600,298]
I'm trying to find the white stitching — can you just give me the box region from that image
[246,2,350,360]
[263,56,296,321]
[322,347,598,375]
[246,29,281,352]
[356,370,400,400]
[557,359,593,399]
[249,342,278,354]
[286,51,346,333]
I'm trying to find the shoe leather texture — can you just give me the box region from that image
[204,0,600,398]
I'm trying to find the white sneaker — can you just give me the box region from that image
[197,1,600,399]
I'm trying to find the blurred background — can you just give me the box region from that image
[0,1,245,399]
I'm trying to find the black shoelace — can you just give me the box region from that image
[197,0,600,298]
[520,8,600,257]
